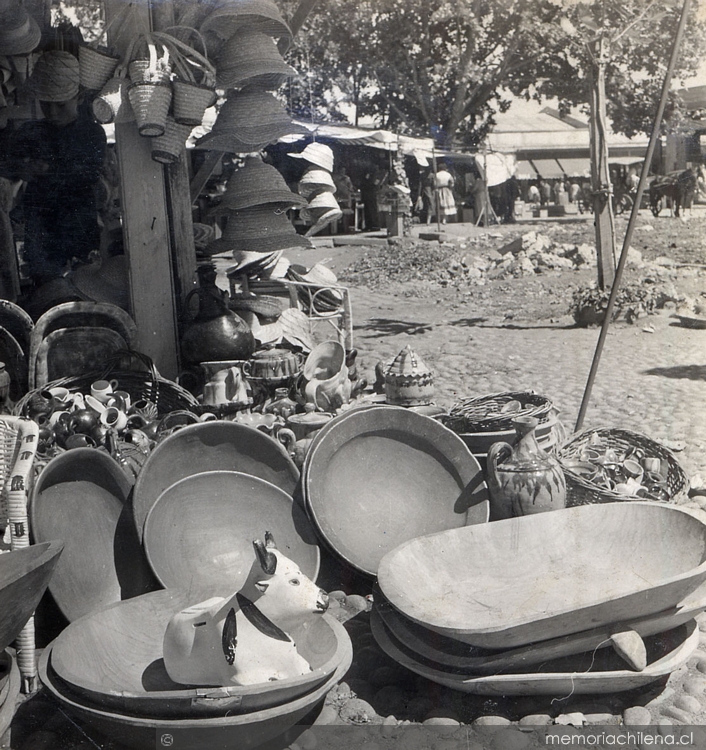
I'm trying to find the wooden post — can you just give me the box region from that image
[587,39,616,290]
[105,0,180,378]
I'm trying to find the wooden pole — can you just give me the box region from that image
[575,0,692,432]
[587,36,616,290]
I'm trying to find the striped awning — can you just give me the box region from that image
[529,158,564,179]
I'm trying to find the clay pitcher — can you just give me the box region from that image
[487,416,566,520]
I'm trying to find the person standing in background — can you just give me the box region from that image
[432,163,456,224]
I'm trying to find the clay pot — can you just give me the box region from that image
[487,416,566,520]
[69,409,99,435]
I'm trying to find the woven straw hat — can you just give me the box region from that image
[69,255,130,310]
[210,155,307,214]
[30,51,80,102]
[0,5,41,56]
[194,90,308,152]
[288,142,334,172]
[206,205,312,254]
[305,190,340,211]
[298,169,336,200]
[215,30,297,90]
[200,0,291,41]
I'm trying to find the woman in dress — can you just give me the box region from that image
[432,163,456,224]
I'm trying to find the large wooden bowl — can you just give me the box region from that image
[303,406,489,576]
[0,541,63,652]
[29,449,159,622]
[49,589,349,718]
[142,471,319,595]
[377,502,706,649]
[370,609,700,696]
[39,628,351,750]
[132,421,300,540]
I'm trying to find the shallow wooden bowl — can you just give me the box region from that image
[29,449,159,622]
[370,609,699,696]
[374,580,706,674]
[49,589,349,718]
[39,631,351,750]
[0,541,63,651]
[377,502,706,649]
[303,406,489,576]
[142,471,319,595]
[132,421,299,540]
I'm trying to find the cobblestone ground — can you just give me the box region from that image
[5,223,706,749]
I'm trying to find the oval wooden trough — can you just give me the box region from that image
[39,628,352,750]
[370,609,700,696]
[132,421,300,540]
[29,449,159,622]
[377,502,706,649]
[303,406,489,577]
[142,471,319,595]
[49,589,349,718]
[0,541,63,652]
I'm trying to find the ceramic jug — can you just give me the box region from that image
[180,265,255,366]
[486,416,566,520]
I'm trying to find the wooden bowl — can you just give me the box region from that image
[0,541,64,651]
[29,449,159,622]
[303,406,489,576]
[142,471,319,595]
[373,580,706,674]
[370,608,700,696]
[132,421,299,540]
[377,502,706,649]
[49,589,350,718]
[39,632,351,750]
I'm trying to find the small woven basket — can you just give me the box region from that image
[443,391,554,434]
[13,350,198,419]
[557,427,689,506]
[127,81,172,137]
[151,116,193,164]
[78,45,120,91]
[172,80,216,126]
[91,70,134,124]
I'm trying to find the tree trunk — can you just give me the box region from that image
[587,41,616,290]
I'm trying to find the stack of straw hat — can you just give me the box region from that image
[0,4,41,57]
[289,143,343,237]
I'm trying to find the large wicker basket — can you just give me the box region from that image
[557,427,689,506]
[13,350,198,419]
[442,391,554,434]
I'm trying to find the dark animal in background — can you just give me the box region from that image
[649,168,699,218]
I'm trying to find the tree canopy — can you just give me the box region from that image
[280,0,706,149]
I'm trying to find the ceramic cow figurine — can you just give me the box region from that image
[163,532,329,686]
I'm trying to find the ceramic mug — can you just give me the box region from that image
[203,380,228,406]
[84,394,107,414]
[100,406,128,432]
[108,390,131,412]
[91,379,119,403]
[48,386,72,406]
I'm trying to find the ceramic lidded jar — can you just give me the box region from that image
[384,346,434,406]
[486,415,566,520]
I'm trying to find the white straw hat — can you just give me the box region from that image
[288,142,334,172]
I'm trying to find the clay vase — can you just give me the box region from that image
[486,416,566,521]
[180,267,255,366]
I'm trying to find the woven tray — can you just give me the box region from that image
[557,427,689,506]
[13,350,198,419]
[443,391,554,434]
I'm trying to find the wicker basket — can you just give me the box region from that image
[557,427,689,506]
[443,391,554,434]
[78,45,120,91]
[13,350,198,419]
[0,415,39,693]
[172,80,216,126]
[127,81,172,137]
[151,116,193,164]
[92,70,134,124]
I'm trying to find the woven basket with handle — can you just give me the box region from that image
[442,391,554,434]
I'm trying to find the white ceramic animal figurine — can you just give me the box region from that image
[163,531,329,686]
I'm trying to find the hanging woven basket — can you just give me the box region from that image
[128,36,172,84]
[127,80,172,137]
[91,66,134,124]
[151,116,193,164]
[78,45,120,91]
[172,80,216,126]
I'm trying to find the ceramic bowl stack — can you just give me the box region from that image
[373,502,706,695]
[301,405,490,577]
[289,143,343,236]
[41,421,353,748]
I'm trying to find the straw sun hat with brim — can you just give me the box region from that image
[215,30,297,90]
[0,5,41,56]
[30,50,80,102]
[210,155,307,214]
[200,0,292,42]
[68,255,130,310]
[288,142,334,173]
[206,205,313,255]
[298,169,337,200]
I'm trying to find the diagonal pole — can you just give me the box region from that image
[575,0,692,432]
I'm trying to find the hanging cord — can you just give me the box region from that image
[575,0,693,432]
